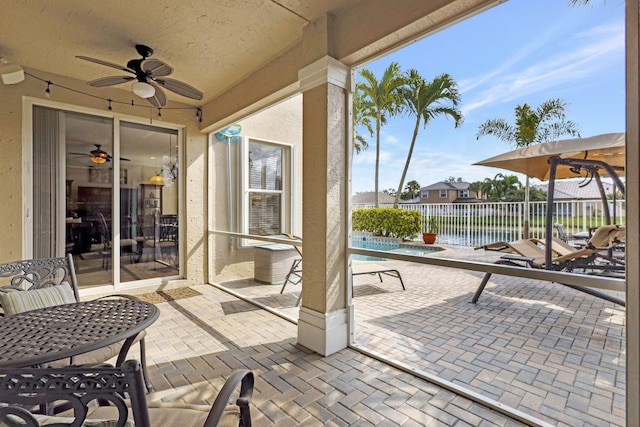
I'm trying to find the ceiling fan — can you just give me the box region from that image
[76,44,203,107]
[70,144,130,164]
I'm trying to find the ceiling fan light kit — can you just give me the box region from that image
[132,81,155,98]
[89,145,111,163]
[77,44,203,107]
[0,58,24,85]
[90,155,108,164]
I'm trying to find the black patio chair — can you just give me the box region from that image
[0,254,154,392]
[0,359,254,427]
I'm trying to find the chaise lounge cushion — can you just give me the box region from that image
[19,413,134,427]
[0,282,76,316]
[89,404,241,427]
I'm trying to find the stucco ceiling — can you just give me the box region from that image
[2,0,361,106]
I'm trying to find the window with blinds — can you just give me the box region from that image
[247,141,283,236]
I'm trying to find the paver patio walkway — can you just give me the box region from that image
[215,245,625,426]
[138,283,528,426]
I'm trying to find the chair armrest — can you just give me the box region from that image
[203,369,254,427]
[501,254,535,263]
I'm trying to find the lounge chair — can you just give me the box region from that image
[0,359,254,427]
[473,224,625,305]
[279,235,405,304]
[280,233,302,294]
[352,262,405,290]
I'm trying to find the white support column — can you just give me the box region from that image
[296,56,350,356]
[625,1,640,424]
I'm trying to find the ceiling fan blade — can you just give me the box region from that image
[76,56,135,74]
[147,82,167,107]
[154,78,203,100]
[120,157,131,161]
[69,152,91,157]
[88,75,135,87]
[141,59,173,77]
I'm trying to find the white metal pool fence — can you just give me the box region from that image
[354,200,626,247]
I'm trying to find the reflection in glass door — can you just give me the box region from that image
[32,105,180,291]
[119,123,179,282]
[62,111,114,287]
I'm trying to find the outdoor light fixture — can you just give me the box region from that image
[0,58,24,85]
[149,171,165,185]
[132,81,155,98]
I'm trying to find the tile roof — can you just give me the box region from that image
[421,181,470,191]
[536,179,618,199]
[352,191,396,204]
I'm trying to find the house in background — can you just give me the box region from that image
[536,179,617,200]
[419,181,481,204]
[352,192,395,206]
[536,179,622,218]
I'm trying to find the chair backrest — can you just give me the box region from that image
[158,214,178,243]
[97,212,113,249]
[283,233,302,257]
[0,360,148,427]
[0,254,80,302]
[0,360,255,427]
[553,223,569,243]
[586,224,623,248]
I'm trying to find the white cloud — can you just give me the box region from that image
[384,134,400,145]
[461,19,624,116]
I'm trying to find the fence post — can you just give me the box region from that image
[517,203,523,240]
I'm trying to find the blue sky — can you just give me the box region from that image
[351,0,625,194]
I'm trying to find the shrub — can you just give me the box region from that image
[352,208,421,240]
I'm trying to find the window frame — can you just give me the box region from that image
[239,136,294,245]
[439,189,447,198]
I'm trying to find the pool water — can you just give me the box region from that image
[351,234,442,261]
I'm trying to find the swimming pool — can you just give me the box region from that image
[351,233,442,261]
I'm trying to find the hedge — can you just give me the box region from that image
[352,207,421,240]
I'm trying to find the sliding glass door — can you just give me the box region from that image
[31,104,180,291]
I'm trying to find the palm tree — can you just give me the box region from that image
[476,98,580,237]
[392,70,463,208]
[492,173,522,201]
[468,181,483,200]
[356,63,406,207]
[352,89,375,155]
[405,180,421,200]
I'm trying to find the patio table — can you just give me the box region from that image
[0,299,159,369]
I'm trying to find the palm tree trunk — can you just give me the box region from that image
[523,175,530,239]
[394,119,421,208]
[374,117,381,207]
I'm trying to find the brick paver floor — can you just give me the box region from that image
[139,284,529,426]
[217,245,625,426]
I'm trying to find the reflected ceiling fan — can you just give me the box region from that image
[76,44,203,107]
[70,144,130,164]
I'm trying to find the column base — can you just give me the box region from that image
[297,306,348,356]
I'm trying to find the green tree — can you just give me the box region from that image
[504,185,547,202]
[357,63,406,207]
[352,89,375,154]
[489,173,522,201]
[468,181,484,199]
[445,176,463,182]
[476,98,580,236]
[405,180,421,199]
[393,70,463,208]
